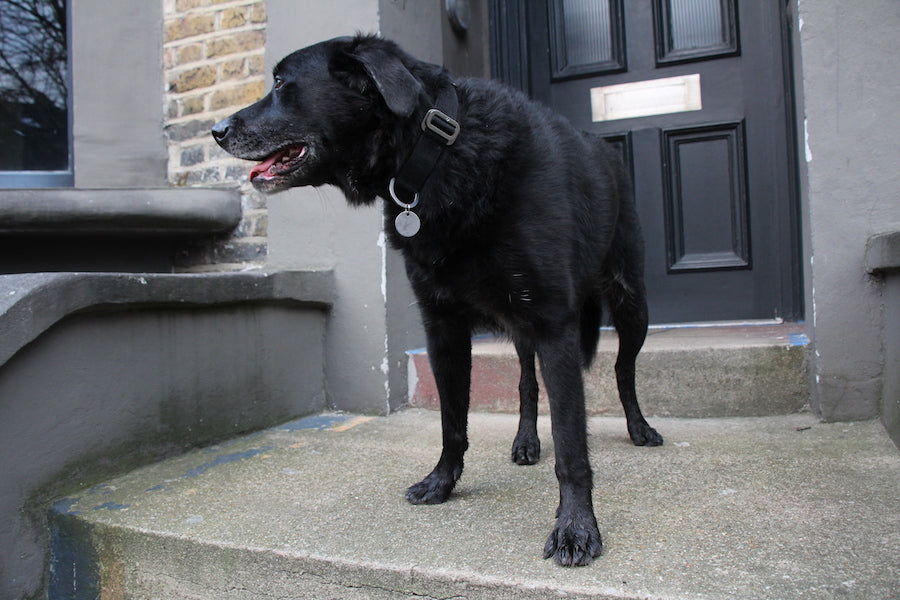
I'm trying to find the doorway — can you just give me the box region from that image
[490,0,802,323]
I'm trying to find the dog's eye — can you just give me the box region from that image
[273,77,285,90]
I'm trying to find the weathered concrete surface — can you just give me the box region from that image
[410,324,809,418]
[0,270,334,600]
[52,410,898,600]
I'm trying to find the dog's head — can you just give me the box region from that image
[211,35,435,200]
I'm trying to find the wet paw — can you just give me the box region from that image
[405,472,455,505]
[543,512,603,567]
[511,431,541,465]
[629,421,663,447]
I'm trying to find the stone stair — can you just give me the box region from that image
[46,323,900,600]
[49,411,900,600]
[409,323,810,418]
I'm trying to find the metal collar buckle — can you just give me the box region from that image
[421,108,460,146]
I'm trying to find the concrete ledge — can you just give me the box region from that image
[866,230,900,273]
[0,269,335,368]
[0,188,241,235]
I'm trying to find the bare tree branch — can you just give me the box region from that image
[0,0,68,170]
[0,0,67,107]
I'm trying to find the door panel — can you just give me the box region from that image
[495,0,800,323]
[662,121,749,272]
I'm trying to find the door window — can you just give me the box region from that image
[654,0,739,64]
[549,0,625,79]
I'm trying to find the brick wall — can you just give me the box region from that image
[163,0,268,270]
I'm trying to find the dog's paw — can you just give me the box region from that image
[405,472,455,505]
[543,512,603,567]
[628,421,663,447]
[511,431,541,465]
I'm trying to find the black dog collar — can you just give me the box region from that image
[389,83,460,237]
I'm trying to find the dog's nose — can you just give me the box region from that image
[211,118,231,144]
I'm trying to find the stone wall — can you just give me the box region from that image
[162,0,268,270]
[795,0,900,421]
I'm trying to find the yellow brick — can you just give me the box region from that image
[219,7,247,29]
[222,58,246,80]
[247,54,265,76]
[250,2,266,23]
[178,94,206,117]
[169,65,217,93]
[206,30,265,58]
[209,80,265,110]
[174,0,202,11]
[165,14,215,42]
[175,43,204,65]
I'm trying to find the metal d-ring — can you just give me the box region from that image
[389,177,420,211]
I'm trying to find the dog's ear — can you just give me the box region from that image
[332,40,423,118]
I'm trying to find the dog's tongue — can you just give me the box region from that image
[249,151,284,181]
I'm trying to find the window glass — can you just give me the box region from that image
[0,0,70,179]
[561,0,614,66]
[655,0,738,64]
[670,0,725,50]
[549,0,625,79]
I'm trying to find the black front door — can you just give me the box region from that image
[491,0,801,324]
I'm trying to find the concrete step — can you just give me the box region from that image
[408,323,810,418]
[50,410,899,600]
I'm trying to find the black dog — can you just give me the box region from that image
[212,34,662,567]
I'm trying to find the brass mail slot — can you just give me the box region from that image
[591,74,702,122]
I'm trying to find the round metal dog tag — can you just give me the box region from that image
[395,210,421,237]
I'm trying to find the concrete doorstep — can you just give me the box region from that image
[51,411,898,600]
[409,324,810,418]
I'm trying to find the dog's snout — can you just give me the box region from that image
[211,117,232,145]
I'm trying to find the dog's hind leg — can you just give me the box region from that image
[406,307,473,505]
[511,339,540,465]
[608,280,663,446]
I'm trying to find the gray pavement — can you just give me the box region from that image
[54,410,899,599]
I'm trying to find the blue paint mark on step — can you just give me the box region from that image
[51,497,81,516]
[182,447,271,478]
[790,333,810,346]
[92,501,129,511]
[276,414,347,432]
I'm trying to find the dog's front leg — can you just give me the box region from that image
[406,310,472,505]
[537,327,603,566]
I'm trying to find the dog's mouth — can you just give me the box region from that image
[249,144,309,183]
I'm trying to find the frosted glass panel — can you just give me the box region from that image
[562,0,613,65]
[550,0,624,78]
[670,0,725,50]
[655,0,738,64]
